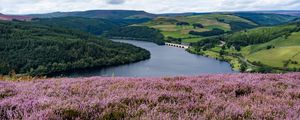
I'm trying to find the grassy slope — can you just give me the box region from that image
[244,32,300,68]
[191,23,300,71]
[234,13,298,26]
[140,14,257,43]
[188,47,242,71]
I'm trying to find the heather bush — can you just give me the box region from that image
[235,84,253,97]
[1,73,300,119]
[58,109,82,120]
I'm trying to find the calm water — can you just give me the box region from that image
[69,40,237,77]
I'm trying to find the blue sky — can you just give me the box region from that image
[1,0,300,14]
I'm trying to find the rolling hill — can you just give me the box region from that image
[28,10,156,19]
[243,31,300,69]
[259,10,300,17]
[24,10,299,45]
[234,12,298,26]
[140,14,258,43]
[189,21,300,72]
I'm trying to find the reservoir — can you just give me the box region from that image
[70,40,237,77]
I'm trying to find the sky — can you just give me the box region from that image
[1,0,300,15]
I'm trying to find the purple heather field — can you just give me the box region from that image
[1,73,300,119]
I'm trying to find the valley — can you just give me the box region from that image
[1,10,300,76]
[133,12,300,73]
[1,1,300,119]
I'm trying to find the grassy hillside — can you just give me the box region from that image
[226,24,298,47]
[0,20,150,76]
[189,22,300,72]
[140,14,258,43]
[234,13,297,26]
[1,73,300,119]
[229,24,300,70]
[244,31,300,69]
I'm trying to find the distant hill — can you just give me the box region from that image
[158,12,207,17]
[233,12,298,26]
[258,10,300,17]
[159,11,300,19]
[0,13,32,21]
[28,10,156,19]
[160,11,299,26]
[32,16,153,36]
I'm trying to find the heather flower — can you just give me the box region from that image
[1,73,300,119]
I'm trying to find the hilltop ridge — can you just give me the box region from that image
[27,10,156,19]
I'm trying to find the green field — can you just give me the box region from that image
[247,46,300,68]
[182,37,204,43]
[139,14,258,43]
[242,32,300,68]
[188,21,300,72]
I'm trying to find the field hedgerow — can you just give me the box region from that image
[1,73,300,119]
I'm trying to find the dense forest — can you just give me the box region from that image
[32,17,151,35]
[189,28,225,37]
[228,21,257,31]
[104,26,165,45]
[32,17,120,35]
[216,18,257,31]
[165,37,182,44]
[190,36,223,51]
[0,20,150,76]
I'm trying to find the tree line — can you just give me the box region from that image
[189,28,225,37]
[103,26,165,45]
[226,25,299,49]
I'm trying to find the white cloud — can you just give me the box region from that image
[0,0,300,14]
[106,0,126,4]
